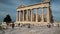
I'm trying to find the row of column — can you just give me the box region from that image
[16,7,50,23]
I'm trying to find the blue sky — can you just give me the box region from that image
[0,0,60,22]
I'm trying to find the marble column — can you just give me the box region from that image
[18,11,19,21]
[47,7,50,23]
[41,8,44,23]
[26,10,28,21]
[19,11,20,22]
[36,8,38,22]
[23,10,24,21]
[31,9,33,22]
[16,11,18,22]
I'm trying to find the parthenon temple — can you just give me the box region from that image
[15,0,53,25]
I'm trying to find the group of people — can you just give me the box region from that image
[47,23,60,28]
[5,23,59,29]
[11,23,60,29]
[11,23,22,29]
[5,23,15,29]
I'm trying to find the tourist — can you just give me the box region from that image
[57,24,59,27]
[28,24,30,28]
[12,23,15,29]
[47,24,51,28]
[18,23,20,29]
[18,23,20,27]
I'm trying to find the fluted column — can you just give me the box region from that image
[31,9,33,22]
[16,11,18,22]
[36,8,38,22]
[18,11,19,21]
[41,8,44,23]
[23,10,24,21]
[26,10,28,21]
[19,12,20,22]
[47,7,50,23]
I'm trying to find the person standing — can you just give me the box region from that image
[12,23,15,29]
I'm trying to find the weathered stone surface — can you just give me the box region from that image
[0,26,60,34]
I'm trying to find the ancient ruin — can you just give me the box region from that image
[15,0,53,25]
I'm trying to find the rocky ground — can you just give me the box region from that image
[0,25,60,34]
